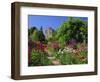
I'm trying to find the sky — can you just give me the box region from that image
[28,15,88,32]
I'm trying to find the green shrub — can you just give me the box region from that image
[53,51,74,65]
[53,50,87,65]
[60,53,73,65]
[29,50,41,66]
[29,50,52,66]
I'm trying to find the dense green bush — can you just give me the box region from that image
[29,50,52,66]
[53,50,87,65]
[56,17,87,44]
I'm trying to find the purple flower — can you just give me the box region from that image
[69,39,77,47]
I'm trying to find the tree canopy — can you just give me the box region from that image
[29,26,45,42]
[55,17,87,44]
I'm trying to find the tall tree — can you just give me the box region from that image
[28,26,37,36]
[56,17,87,44]
[30,29,39,41]
[38,26,45,42]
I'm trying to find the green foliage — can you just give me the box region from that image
[28,26,37,36]
[29,50,52,66]
[29,26,46,42]
[47,47,55,52]
[38,27,45,42]
[53,50,87,65]
[30,29,39,41]
[53,52,72,65]
[29,50,41,66]
[59,53,73,65]
[56,17,87,44]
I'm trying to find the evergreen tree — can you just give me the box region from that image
[38,26,45,42]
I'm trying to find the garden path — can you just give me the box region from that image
[44,49,61,65]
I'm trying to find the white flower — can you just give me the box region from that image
[58,49,62,54]
[61,51,64,54]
